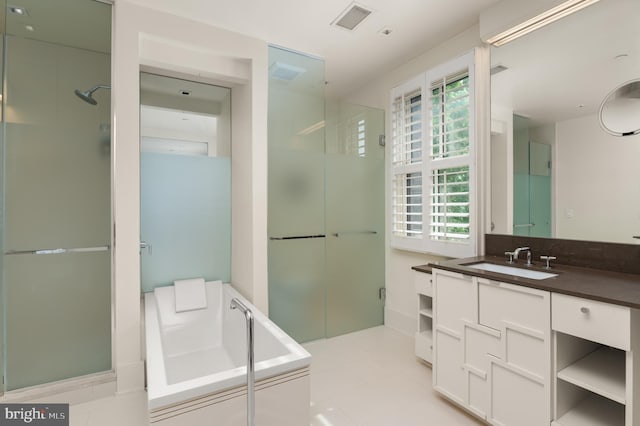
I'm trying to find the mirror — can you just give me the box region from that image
[599,79,640,136]
[490,0,640,244]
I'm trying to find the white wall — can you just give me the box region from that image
[112,0,268,392]
[344,25,484,336]
[490,104,514,235]
[555,113,640,243]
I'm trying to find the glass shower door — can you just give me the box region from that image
[267,46,385,343]
[325,102,385,338]
[1,19,112,391]
[513,116,551,237]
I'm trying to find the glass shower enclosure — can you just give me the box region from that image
[513,115,552,237]
[268,46,385,343]
[0,0,112,391]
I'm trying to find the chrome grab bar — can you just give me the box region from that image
[4,245,110,255]
[513,223,535,228]
[230,298,255,426]
[269,234,325,240]
[331,230,377,237]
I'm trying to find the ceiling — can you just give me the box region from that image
[3,0,505,97]
[7,0,637,115]
[491,0,640,125]
[5,0,111,53]
[127,0,501,97]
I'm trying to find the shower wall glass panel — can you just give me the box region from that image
[1,0,112,391]
[140,153,231,292]
[268,46,384,343]
[513,116,552,238]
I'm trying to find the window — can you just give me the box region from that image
[390,52,477,257]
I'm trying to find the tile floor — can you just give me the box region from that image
[69,326,482,425]
[305,326,482,426]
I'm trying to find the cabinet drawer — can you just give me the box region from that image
[414,271,433,297]
[552,293,630,350]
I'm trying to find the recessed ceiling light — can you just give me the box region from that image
[614,53,629,61]
[8,6,28,16]
[25,25,34,32]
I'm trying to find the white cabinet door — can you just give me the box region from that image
[464,322,500,419]
[478,280,551,426]
[433,270,551,425]
[433,269,475,405]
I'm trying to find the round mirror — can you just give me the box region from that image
[599,79,640,137]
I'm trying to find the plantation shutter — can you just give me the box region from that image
[390,51,477,257]
[390,76,425,251]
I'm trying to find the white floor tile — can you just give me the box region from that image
[303,326,483,426]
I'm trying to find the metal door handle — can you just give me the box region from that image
[140,241,152,255]
[5,245,110,255]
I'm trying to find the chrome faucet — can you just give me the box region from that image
[230,298,255,426]
[513,247,531,265]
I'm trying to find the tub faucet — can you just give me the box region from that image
[230,298,255,426]
[513,247,531,264]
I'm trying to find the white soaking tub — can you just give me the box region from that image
[144,281,311,425]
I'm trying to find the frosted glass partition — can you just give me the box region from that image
[268,46,327,343]
[140,153,231,292]
[268,45,385,343]
[325,102,385,337]
[268,239,326,342]
[513,117,552,238]
[4,252,111,390]
[1,0,113,392]
[529,142,551,237]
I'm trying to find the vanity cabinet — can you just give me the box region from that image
[433,268,551,425]
[414,271,433,363]
[552,293,640,426]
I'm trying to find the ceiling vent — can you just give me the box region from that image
[332,2,372,31]
[490,65,509,75]
[269,62,306,82]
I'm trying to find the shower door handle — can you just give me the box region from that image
[331,231,377,237]
[4,245,110,255]
[269,235,326,241]
[140,241,152,255]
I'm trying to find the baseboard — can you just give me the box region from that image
[384,307,416,337]
[0,371,116,405]
[116,360,146,394]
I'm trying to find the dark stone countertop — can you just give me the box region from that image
[424,255,640,309]
[412,264,433,274]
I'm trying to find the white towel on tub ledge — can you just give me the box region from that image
[174,278,207,312]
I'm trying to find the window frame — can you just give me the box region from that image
[390,51,477,258]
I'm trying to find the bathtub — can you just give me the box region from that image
[144,281,311,425]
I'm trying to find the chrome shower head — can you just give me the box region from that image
[74,85,110,105]
[74,89,98,105]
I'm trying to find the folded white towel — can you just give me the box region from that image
[174,278,207,313]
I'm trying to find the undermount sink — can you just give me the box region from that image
[465,262,558,280]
